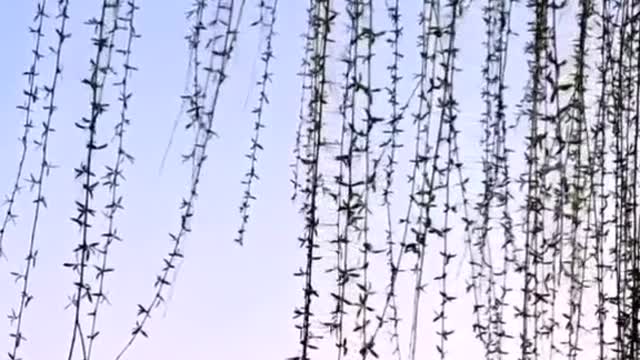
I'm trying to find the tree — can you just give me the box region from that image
[1,0,638,359]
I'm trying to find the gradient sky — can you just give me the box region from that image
[0,1,579,359]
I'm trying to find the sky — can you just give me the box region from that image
[0,1,579,360]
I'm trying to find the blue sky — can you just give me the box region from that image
[0,1,580,359]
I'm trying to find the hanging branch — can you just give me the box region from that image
[291,1,333,359]
[236,0,278,245]
[429,0,464,357]
[368,0,443,357]
[490,0,516,355]
[327,43,349,360]
[406,0,467,357]
[626,3,640,357]
[86,1,139,358]
[0,0,49,259]
[376,0,403,357]
[114,1,246,358]
[290,0,315,202]
[327,0,359,357]
[591,0,613,357]
[356,1,384,358]
[8,1,640,359]
[618,1,637,356]
[522,0,559,355]
[562,0,592,356]
[65,1,122,359]
[624,4,639,357]
[475,0,503,352]
[610,0,633,356]
[537,0,566,355]
[518,0,549,356]
[473,0,516,354]
[7,1,71,359]
[404,3,441,359]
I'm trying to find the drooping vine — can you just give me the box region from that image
[474,0,516,354]
[327,0,360,357]
[7,1,71,359]
[290,2,316,204]
[291,1,333,359]
[6,0,640,359]
[86,1,138,358]
[0,0,49,260]
[65,1,122,359]
[236,0,278,245]
[114,0,247,358]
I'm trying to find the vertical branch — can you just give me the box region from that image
[290,0,315,202]
[620,1,637,356]
[630,5,640,358]
[519,0,548,356]
[328,1,358,357]
[473,0,515,355]
[475,0,504,352]
[611,0,632,357]
[114,1,247,358]
[292,1,333,359]
[406,2,440,358]
[7,1,71,359]
[492,0,516,355]
[563,0,592,356]
[358,1,383,358]
[433,0,463,357]
[592,1,612,357]
[0,0,49,259]
[542,0,565,355]
[236,0,278,245]
[66,1,122,359]
[86,1,139,358]
[379,0,403,357]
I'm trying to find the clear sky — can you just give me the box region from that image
[0,1,579,360]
